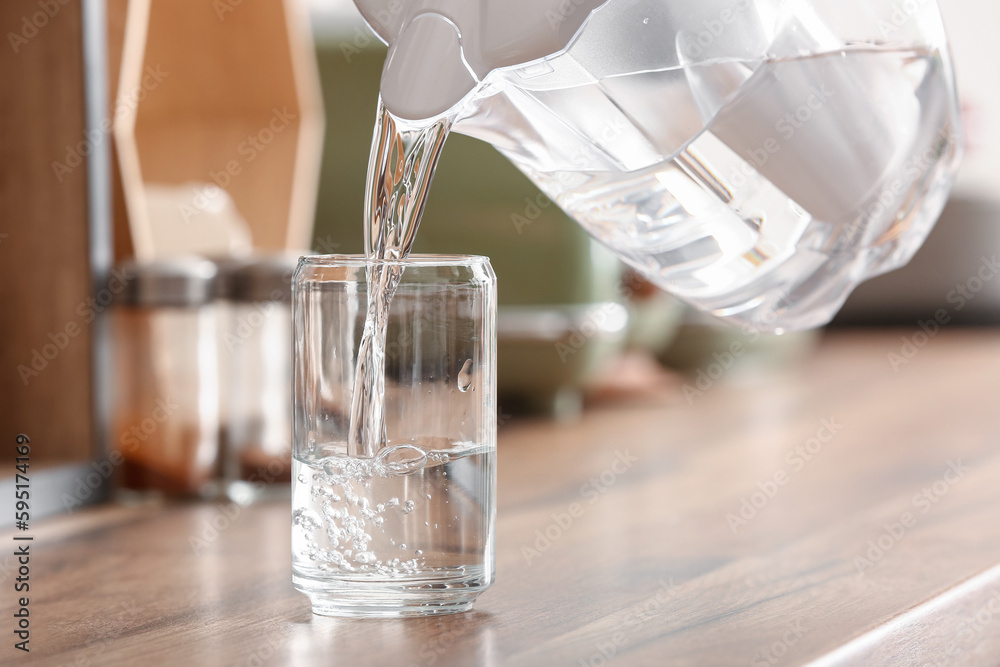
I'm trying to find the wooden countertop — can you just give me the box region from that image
[6,330,1000,666]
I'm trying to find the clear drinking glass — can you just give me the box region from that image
[291,254,497,617]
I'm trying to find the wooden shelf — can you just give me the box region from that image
[5,330,1000,665]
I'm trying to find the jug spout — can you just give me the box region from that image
[380,14,476,121]
[353,0,612,121]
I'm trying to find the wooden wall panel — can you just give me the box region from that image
[0,0,95,466]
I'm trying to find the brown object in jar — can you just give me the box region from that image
[116,416,214,495]
[238,446,292,485]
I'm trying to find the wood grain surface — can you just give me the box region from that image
[4,330,1000,666]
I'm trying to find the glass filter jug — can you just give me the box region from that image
[353,0,962,331]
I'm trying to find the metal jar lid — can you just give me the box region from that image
[115,257,219,307]
[224,253,300,303]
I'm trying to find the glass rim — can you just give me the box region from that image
[298,254,491,268]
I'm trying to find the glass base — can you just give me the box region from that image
[293,574,484,618]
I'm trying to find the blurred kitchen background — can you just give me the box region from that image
[1,0,998,519]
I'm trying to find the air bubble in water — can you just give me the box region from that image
[457,358,474,392]
[292,508,322,532]
[376,444,427,476]
[402,500,415,514]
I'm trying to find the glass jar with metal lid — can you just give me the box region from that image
[110,257,220,498]
[221,253,298,503]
